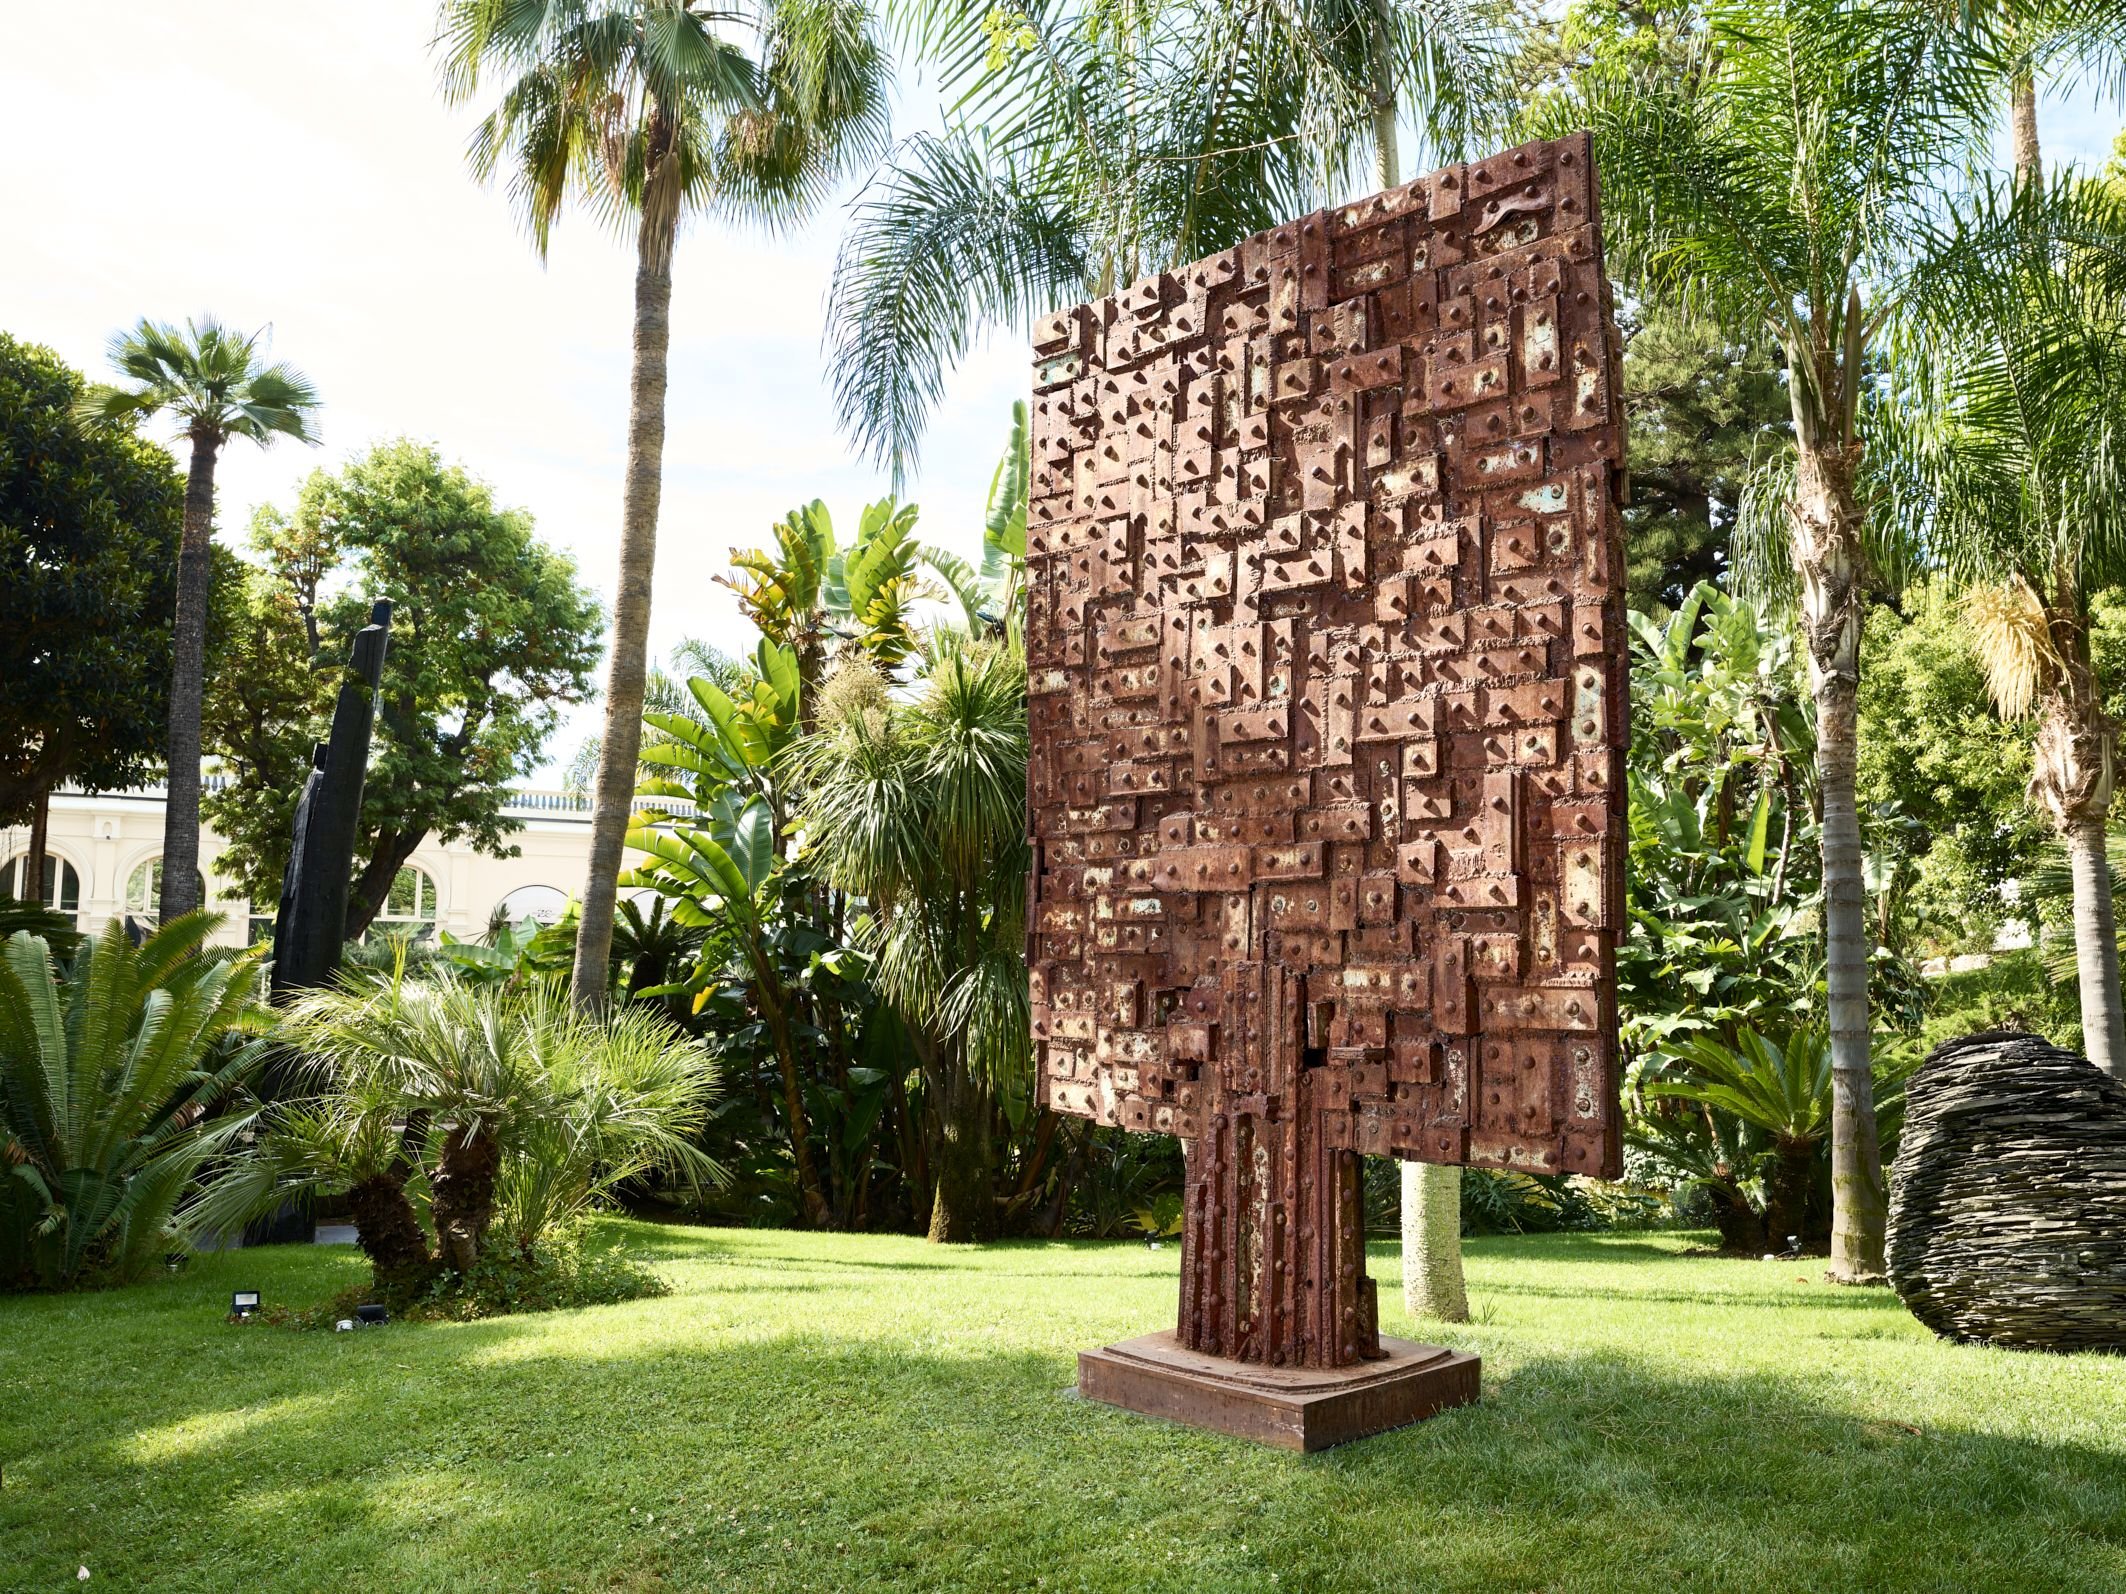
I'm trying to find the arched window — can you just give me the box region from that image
[2,854,81,919]
[495,884,569,926]
[122,857,205,926]
[370,865,440,939]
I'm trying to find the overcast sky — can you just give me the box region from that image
[2,4,2117,777]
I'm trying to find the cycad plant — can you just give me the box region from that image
[0,914,265,1290]
[1558,0,2011,1281]
[1891,175,2126,1079]
[788,634,1030,1240]
[828,0,1506,473]
[436,0,891,1010]
[79,319,320,920]
[185,979,722,1290]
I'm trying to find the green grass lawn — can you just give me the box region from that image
[4,1224,2123,1593]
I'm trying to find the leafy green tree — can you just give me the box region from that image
[1856,580,2050,953]
[437,0,892,1011]
[1561,0,2012,1281]
[78,318,320,921]
[1619,306,1790,611]
[203,440,601,937]
[1890,176,2126,1075]
[0,915,264,1290]
[828,0,1506,473]
[0,335,183,879]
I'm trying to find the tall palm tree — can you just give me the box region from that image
[789,635,1030,1240]
[828,0,1505,474]
[1556,0,2009,1281]
[79,318,320,921]
[1892,175,2126,1078]
[437,0,891,1010]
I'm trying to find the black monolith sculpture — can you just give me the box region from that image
[270,600,391,1001]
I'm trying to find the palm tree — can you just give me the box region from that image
[79,318,319,921]
[436,0,891,1010]
[1556,0,2009,1281]
[789,636,1030,1240]
[1892,176,2126,1078]
[828,0,1505,474]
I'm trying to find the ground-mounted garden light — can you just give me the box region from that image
[230,1290,260,1320]
[356,1303,388,1324]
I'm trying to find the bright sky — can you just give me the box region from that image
[2,4,2117,775]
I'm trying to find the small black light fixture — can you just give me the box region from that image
[230,1289,261,1320]
[355,1303,388,1325]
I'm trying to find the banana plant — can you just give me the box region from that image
[636,638,802,815]
[0,914,265,1288]
[831,498,928,666]
[623,795,829,1227]
[927,401,1028,636]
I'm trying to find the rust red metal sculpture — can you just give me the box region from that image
[1026,135,1628,1446]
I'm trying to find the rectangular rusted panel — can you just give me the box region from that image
[1028,133,1627,1369]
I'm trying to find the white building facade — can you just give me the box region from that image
[1,782,651,947]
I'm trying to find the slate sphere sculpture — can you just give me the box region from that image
[1887,1030,2126,1353]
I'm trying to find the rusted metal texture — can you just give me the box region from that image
[1028,133,1628,1370]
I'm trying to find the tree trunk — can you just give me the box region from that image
[428,1122,500,1275]
[2029,641,2122,1078]
[762,983,832,1228]
[161,434,220,922]
[570,207,677,1011]
[22,786,49,911]
[346,1169,434,1294]
[1791,438,1886,1282]
[926,1060,992,1243]
[2065,813,2124,1077]
[345,829,428,940]
[1370,0,1400,193]
[2010,69,2041,185]
[1400,1160,1468,1321]
[1763,1142,1815,1255]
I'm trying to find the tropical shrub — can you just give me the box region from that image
[0,914,265,1290]
[186,979,723,1303]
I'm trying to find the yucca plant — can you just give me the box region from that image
[0,913,265,1290]
[786,633,1030,1241]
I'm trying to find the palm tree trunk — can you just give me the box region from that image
[927,1058,992,1243]
[1370,7,1400,194]
[2010,69,2041,185]
[161,433,219,922]
[571,210,675,1011]
[1791,440,1886,1282]
[346,1169,434,1293]
[2064,814,2124,1077]
[429,1122,501,1274]
[1400,1160,1468,1321]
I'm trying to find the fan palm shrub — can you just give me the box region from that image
[436,0,891,1011]
[78,319,320,920]
[185,979,723,1292]
[0,914,265,1290]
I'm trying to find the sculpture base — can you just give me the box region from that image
[1077,1331,1479,1451]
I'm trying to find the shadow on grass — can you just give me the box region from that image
[11,1259,2124,1594]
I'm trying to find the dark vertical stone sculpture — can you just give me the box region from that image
[1026,135,1627,1447]
[271,600,391,1001]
